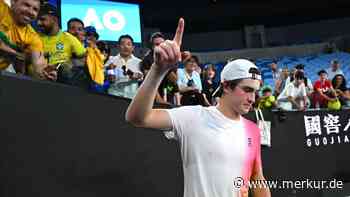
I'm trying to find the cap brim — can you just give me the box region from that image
[212,85,222,98]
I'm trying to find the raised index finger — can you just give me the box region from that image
[173,18,184,47]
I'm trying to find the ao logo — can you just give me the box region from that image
[83,8,126,31]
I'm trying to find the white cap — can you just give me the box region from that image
[220,59,261,82]
[212,59,261,97]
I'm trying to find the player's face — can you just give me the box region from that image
[12,0,40,25]
[225,79,260,114]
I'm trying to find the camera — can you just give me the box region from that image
[187,79,194,87]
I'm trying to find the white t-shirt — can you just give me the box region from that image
[166,106,262,197]
[326,68,344,81]
[104,54,142,99]
[277,82,307,110]
[177,68,203,91]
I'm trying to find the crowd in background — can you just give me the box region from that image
[258,60,350,111]
[1,0,350,111]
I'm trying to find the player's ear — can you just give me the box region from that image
[222,82,232,94]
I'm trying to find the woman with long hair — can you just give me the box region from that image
[202,64,219,106]
[332,74,350,107]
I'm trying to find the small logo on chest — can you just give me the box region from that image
[56,42,64,50]
[247,138,252,147]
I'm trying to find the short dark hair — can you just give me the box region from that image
[38,3,58,17]
[262,86,272,94]
[184,55,200,66]
[67,18,84,30]
[211,79,244,98]
[220,79,244,96]
[295,64,304,70]
[190,55,199,65]
[96,41,110,54]
[118,34,134,45]
[318,69,327,76]
[150,32,165,44]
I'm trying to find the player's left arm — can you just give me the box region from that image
[251,168,271,197]
[251,142,271,197]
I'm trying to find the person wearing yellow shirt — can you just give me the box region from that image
[0,0,56,80]
[36,3,86,84]
[85,26,106,90]
[67,18,85,44]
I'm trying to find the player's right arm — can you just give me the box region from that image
[125,18,184,130]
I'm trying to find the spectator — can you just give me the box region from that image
[190,55,202,76]
[140,32,165,76]
[202,64,219,106]
[332,74,350,108]
[67,18,85,43]
[274,66,289,96]
[96,41,110,64]
[36,3,86,84]
[285,67,297,86]
[0,0,56,80]
[158,68,181,105]
[140,32,183,105]
[327,89,341,111]
[277,71,307,111]
[65,18,86,68]
[269,61,281,83]
[294,64,313,107]
[326,60,344,80]
[85,26,105,90]
[312,70,334,108]
[150,32,165,48]
[104,34,142,99]
[178,56,206,106]
[257,86,277,110]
